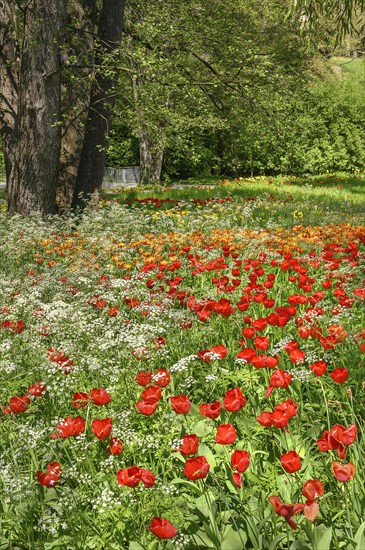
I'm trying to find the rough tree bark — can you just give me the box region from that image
[72,0,124,209]
[1,0,125,216]
[57,0,97,212]
[0,1,19,185]
[6,0,66,216]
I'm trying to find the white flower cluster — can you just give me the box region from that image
[170,355,197,373]
[268,335,294,356]
[91,487,124,514]
[290,369,312,382]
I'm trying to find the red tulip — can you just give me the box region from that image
[330,424,357,446]
[107,306,119,317]
[170,395,191,414]
[72,392,89,408]
[253,336,269,350]
[28,381,46,397]
[276,399,297,418]
[236,347,256,363]
[280,451,301,473]
[339,424,357,446]
[232,472,242,488]
[106,437,123,455]
[320,335,337,350]
[153,369,170,388]
[141,386,162,402]
[184,456,210,480]
[302,479,324,501]
[332,461,356,482]
[330,367,348,384]
[269,496,305,529]
[199,401,221,420]
[5,394,30,414]
[140,468,155,488]
[135,371,152,386]
[50,416,86,439]
[257,411,273,427]
[242,327,255,339]
[252,318,267,331]
[309,361,327,376]
[90,388,112,406]
[1,319,24,334]
[265,355,279,369]
[176,434,199,456]
[223,388,246,412]
[117,466,141,487]
[36,462,61,487]
[270,409,290,429]
[150,517,178,539]
[266,369,292,397]
[216,424,237,445]
[214,299,234,317]
[231,450,250,473]
[136,399,159,416]
[289,349,306,364]
[303,500,320,521]
[198,344,228,363]
[91,418,112,440]
[251,355,267,369]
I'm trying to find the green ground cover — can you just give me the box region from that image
[0,174,364,549]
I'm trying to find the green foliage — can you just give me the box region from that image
[108,0,365,179]
[0,177,364,547]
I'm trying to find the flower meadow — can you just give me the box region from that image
[0,176,365,549]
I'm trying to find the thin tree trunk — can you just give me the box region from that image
[56,0,97,213]
[7,0,66,216]
[72,0,124,210]
[133,77,165,185]
[139,124,164,184]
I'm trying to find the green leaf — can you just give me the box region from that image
[191,529,215,548]
[269,533,287,550]
[354,521,365,549]
[316,526,333,550]
[171,477,202,495]
[221,525,247,549]
[192,420,213,437]
[195,492,217,519]
[289,541,311,550]
[44,488,58,502]
[198,443,216,470]
[129,542,145,550]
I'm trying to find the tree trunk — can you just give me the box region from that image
[56,0,97,213]
[139,124,164,184]
[72,0,124,210]
[132,77,165,185]
[6,0,66,216]
[0,1,19,185]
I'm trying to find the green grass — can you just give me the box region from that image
[0,172,365,549]
[104,173,365,229]
[329,56,365,80]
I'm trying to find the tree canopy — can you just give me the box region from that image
[0,0,364,215]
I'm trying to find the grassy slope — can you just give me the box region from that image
[105,174,365,229]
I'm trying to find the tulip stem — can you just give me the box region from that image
[319,379,331,432]
[344,484,354,540]
[201,482,221,547]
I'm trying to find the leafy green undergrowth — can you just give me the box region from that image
[0,175,364,549]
